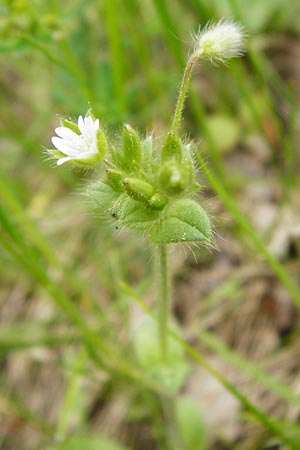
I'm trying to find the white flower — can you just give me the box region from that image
[195,20,245,64]
[50,115,104,166]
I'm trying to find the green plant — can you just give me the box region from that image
[45,19,246,446]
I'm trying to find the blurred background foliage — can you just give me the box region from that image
[1,1,300,449]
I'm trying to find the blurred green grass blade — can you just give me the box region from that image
[191,0,212,20]
[0,178,171,393]
[120,282,298,447]
[122,0,161,99]
[0,383,53,435]
[225,0,292,162]
[19,35,92,107]
[195,153,300,308]
[0,175,60,267]
[0,207,164,393]
[198,271,243,313]
[0,321,78,352]
[0,203,106,366]
[179,335,298,448]
[0,174,106,325]
[103,0,127,117]
[152,0,185,67]
[57,36,99,108]
[55,434,131,450]
[20,34,70,73]
[120,280,299,405]
[197,328,300,406]
[56,350,88,441]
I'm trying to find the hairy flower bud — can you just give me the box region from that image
[122,124,142,170]
[123,177,155,204]
[195,20,245,64]
[158,161,188,196]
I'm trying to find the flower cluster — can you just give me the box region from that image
[47,20,245,245]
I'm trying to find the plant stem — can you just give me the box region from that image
[157,244,170,360]
[171,52,198,133]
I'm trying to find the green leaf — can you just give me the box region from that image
[150,199,212,243]
[149,361,189,394]
[132,315,184,368]
[88,181,119,211]
[175,396,207,450]
[55,435,130,450]
[120,198,160,230]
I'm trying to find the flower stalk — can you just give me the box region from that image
[171,53,198,134]
[156,243,170,360]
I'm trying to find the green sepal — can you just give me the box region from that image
[150,199,212,243]
[122,124,142,169]
[60,118,80,134]
[48,149,66,159]
[96,129,107,160]
[123,177,154,204]
[106,168,124,192]
[161,132,182,161]
[141,135,153,163]
[71,153,103,166]
[149,193,168,210]
[119,198,159,230]
[110,148,125,170]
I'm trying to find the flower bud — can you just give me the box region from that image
[122,124,142,169]
[123,177,154,204]
[105,167,124,192]
[195,20,245,64]
[149,193,168,210]
[158,161,188,196]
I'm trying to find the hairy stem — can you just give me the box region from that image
[171,52,199,133]
[156,244,170,360]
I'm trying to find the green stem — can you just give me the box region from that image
[157,244,170,360]
[171,52,198,133]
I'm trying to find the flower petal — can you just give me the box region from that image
[78,115,85,134]
[51,137,81,156]
[83,116,99,138]
[55,127,79,140]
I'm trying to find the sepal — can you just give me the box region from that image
[161,132,182,161]
[122,124,142,170]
